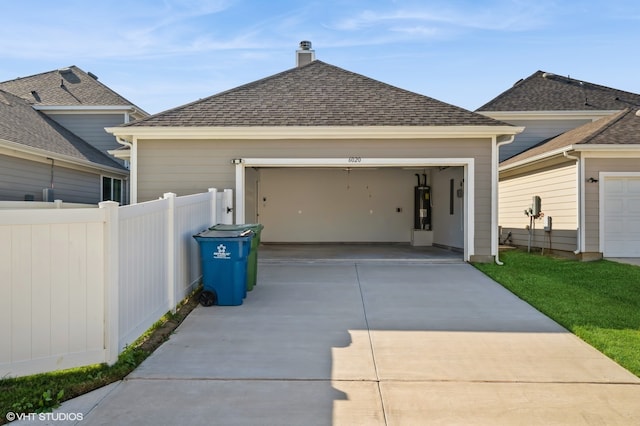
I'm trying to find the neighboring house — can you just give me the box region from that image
[0,89,128,203]
[107,42,522,262]
[0,66,148,204]
[477,71,640,259]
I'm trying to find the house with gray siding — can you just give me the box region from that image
[0,89,128,204]
[108,42,522,263]
[478,71,640,259]
[0,66,148,203]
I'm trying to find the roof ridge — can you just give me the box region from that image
[318,61,488,117]
[0,65,76,84]
[67,65,148,113]
[478,70,640,112]
[476,70,544,111]
[127,60,509,128]
[126,61,317,124]
[575,108,631,145]
[0,88,126,170]
[542,72,640,100]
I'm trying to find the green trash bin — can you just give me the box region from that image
[209,223,263,291]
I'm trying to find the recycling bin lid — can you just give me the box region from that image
[194,228,253,239]
[209,223,263,231]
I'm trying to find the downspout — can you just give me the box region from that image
[116,137,136,204]
[494,135,516,265]
[563,151,581,254]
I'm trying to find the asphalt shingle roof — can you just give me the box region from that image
[478,71,640,112]
[0,66,141,108]
[501,108,640,167]
[0,89,126,170]
[126,60,508,127]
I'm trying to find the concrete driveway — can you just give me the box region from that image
[31,262,640,425]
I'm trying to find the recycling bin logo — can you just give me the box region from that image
[213,244,231,259]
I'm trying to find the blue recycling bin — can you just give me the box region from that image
[209,224,263,291]
[193,229,253,306]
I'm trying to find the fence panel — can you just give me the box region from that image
[173,192,213,304]
[0,188,225,377]
[117,199,170,350]
[0,209,107,377]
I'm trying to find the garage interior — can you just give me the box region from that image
[243,165,466,261]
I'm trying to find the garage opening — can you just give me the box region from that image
[234,158,474,261]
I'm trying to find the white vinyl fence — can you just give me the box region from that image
[0,189,233,377]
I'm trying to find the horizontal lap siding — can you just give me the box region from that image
[499,119,591,161]
[0,155,101,203]
[48,113,126,165]
[137,138,493,255]
[499,162,577,251]
[501,228,577,252]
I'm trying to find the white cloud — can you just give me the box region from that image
[330,1,555,35]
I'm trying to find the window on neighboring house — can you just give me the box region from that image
[102,176,123,203]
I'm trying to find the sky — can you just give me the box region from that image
[1,0,639,115]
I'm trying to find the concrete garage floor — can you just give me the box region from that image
[258,243,464,263]
[37,259,640,425]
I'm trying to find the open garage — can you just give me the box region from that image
[237,158,469,258]
[108,55,522,262]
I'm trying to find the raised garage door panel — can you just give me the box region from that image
[257,168,416,242]
[603,177,640,257]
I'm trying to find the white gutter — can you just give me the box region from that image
[494,135,516,265]
[479,110,620,122]
[499,146,576,171]
[564,151,582,254]
[0,138,128,176]
[500,145,640,173]
[34,105,137,113]
[113,137,137,204]
[106,125,524,142]
[572,145,640,152]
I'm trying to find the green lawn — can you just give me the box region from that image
[474,250,640,377]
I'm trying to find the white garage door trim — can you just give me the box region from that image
[599,172,640,257]
[234,157,475,261]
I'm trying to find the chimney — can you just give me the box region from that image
[296,40,315,67]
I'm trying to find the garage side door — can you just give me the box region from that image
[602,176,640,257]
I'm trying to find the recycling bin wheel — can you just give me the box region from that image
[199,290,217,307]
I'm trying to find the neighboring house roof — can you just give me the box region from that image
[478,71,640,112]
[0,89,127,171]
[0,65,147,114]
[501,108,640,167]
[124,60,508,127]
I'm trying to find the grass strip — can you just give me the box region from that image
[474,249,640,377]
[1,290,200,425]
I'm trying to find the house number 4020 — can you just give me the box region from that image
[348,157,362,163]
